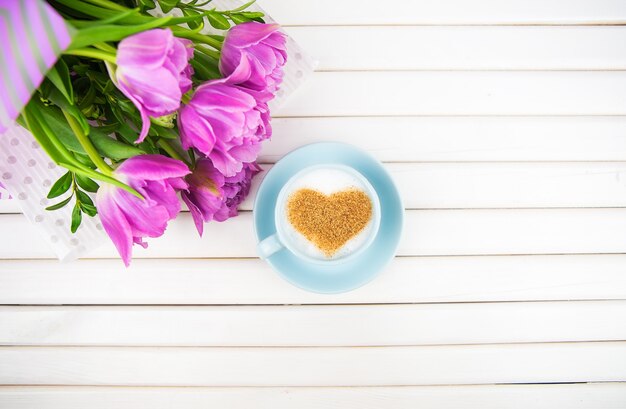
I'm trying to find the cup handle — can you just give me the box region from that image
[257,234,284,259]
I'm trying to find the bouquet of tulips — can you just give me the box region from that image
[15,0,287,265]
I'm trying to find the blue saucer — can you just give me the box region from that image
[253,142,404,293]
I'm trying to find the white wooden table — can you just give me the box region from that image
[2,1,626,407]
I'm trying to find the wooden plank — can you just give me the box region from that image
[2,342,626,385]
[3,208,626,259]
[2,255,626,305]
[276,72,626,117]
[244,162,626,210]
[6,162,626,215]
[6,117,626,180]
[2,302,625,346]
[2,384,626,409]
[264,116,626,162]
[259,0,626,25]
[287,26,626,70]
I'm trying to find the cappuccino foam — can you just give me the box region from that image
[280,167,376,260]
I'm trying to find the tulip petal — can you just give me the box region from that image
[192,83,256,112]
[96,190,133,267]
[223,54,252,84]
[117,66,182,116]
[229,141,262,163]
[182,191,205,236]
[179,105,217,154]
[225,22,281,48]
[113,189,168,237]
[262,33,287,51]
[115,29,194,143]
[116,154,191,180]
[117,29,173,70]
[144,180,182,218]
[209,148,242,177]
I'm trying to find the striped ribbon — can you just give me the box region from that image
[0,0,73,133]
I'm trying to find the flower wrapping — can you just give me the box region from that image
[0,0,316,261]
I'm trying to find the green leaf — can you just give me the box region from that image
[74,152,96,169]
[139,0,157,11]
[239,11,264,19]
[158,0,179,13]
[80,201,98,217]
[22,101,66,166]
[151,124,179,139]
[68,17,173,50]
[75,175,99,192]
[47,172,73,199]
[207,12,230,30]
[67,8,143,28]
[115,122,141,144]
[72,64,89,76]
[90,127,147,160]
[71,204,82,233]
[229,14,250,24]
[192,51,221,79]
[36,104,146,161]
[78,84,97,112]
[230,0,257,12]
[76,190,95,207]
[189,59,212,81]
[86,70,113,93]
[46,59,74,104]
[46,85,90,136]
[182,8,202,30]
[46,195,73,211]
[59,161,143,200]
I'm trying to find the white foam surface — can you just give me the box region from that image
[279,167,376,261]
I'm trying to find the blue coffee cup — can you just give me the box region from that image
[257,164,381,264]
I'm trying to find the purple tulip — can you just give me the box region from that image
[96,155,190,266]
[116,29,194,143]
[178,80,271,177]
[219,22,287,98]
[181,157,225,236]
[215,161,261,222]
[182,158,261,236]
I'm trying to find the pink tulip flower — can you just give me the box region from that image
[178,79,270,177]
[219,22,287,97]
[214,161,261,221]
[116,29,194,142]
[96,155,190,266]
[182,158,261,236]
[181,157,225,236]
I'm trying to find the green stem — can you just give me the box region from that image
[158,139,189,165]
[24,104,81,168]
[94,42,117,53]
[171,27,222,50]
[195,45,220,60]
[60,162,143,199]
[63,111,114,175]
[64,48,117,64]
[21,111,65,167]
[82,0,127,11]
[53,0,131,21]
[23,104,141,198]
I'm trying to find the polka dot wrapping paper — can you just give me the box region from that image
[0,0,316,262]
[0,124,106,261]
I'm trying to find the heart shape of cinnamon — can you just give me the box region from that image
[286,188,373,257]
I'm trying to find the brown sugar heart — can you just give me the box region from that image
[286,188,373,257]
